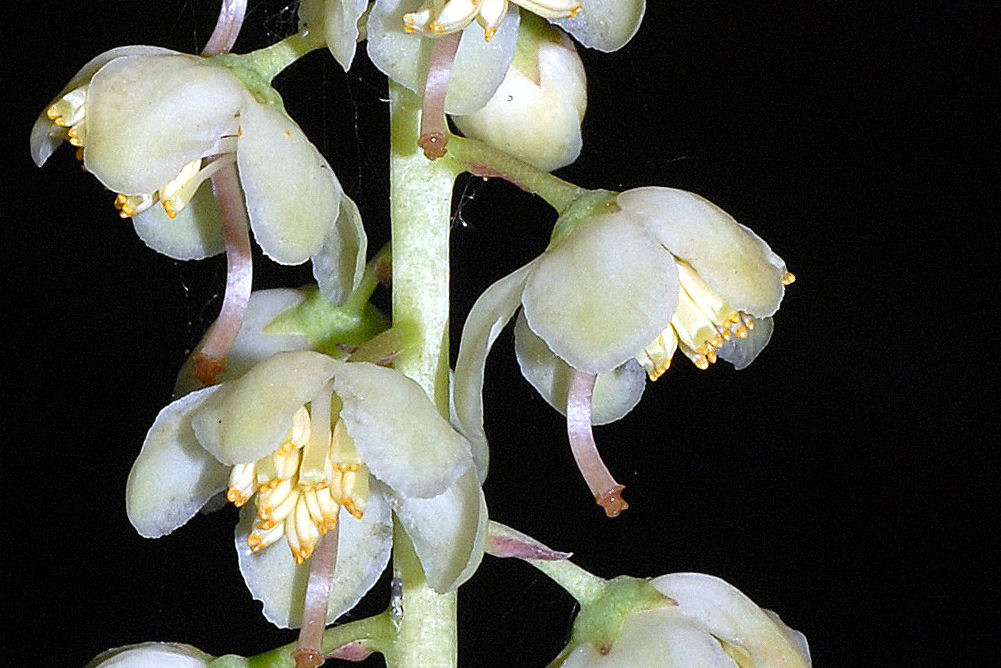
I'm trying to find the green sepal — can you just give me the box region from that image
[548,189,619,248]
[265,286,388,356]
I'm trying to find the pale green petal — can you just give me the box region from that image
[453,262,535,477]
[174,289,312,397]
[31,45,176,167]
[651,573,811,667]
[514,311,645,424]
[717,316,774,370]
[237,102,340,265]
[126,386,229,538]
[333,362,474,498]
[559,609,737,668]
[522,213,677,374]
[388,469,487,592]
[326,0,368,70]
[192,351,339,465]
[85,55,246,194]
[88,642,212,668]
[131,181,224,260]
[552,0,645,52]
[234,492,393,628]
[366,0,520,115]
[618,187,788,317]
[311,193,367,305]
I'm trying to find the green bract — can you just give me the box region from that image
[31,47,366,304]
[453,16,587,171]
[126,351,487,628]
[555,573,811,668]
[299,0,643,114]
[453,187,790,455]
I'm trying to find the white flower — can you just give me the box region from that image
[127,351,487,627]
[453,187,793,513]
[453,15,587,170]
[87,642,218,668]
[31,46,365,303]
[299,0,643,114]
[556,573,811,668]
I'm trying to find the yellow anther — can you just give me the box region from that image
[226,489,248,507]
[567,5,582,18]
[736,326,749,339]
[782,271,796,285]
[429,22,446,33]
[693,355,710,370]
[484,27,496,41]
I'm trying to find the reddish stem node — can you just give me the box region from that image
[193,162,252,386]
[566,370,629,518]
[418,33,462,160]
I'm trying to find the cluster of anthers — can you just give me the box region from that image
[46,86,236,220]
[404,0,582,41]
[226,398,370,564]
[637,261,797,380]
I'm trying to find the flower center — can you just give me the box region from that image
[636,262,795,380]
[404,0,582,42]
[226,394,372,564]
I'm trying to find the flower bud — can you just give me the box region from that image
[453,15,586,171]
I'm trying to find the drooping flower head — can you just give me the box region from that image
[31,46,366,305]
[128,350,487,627]
[454,187,794,516]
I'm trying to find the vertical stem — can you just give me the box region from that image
[388,81,461,666]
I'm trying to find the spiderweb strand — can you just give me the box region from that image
[201,0,248,56]
[567,370,629,518]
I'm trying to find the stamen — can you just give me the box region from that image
[300,383,334,486]
[194,162,253,386]
[292,524,340,668]
[418,32,462,160]
[782,271,796,285]
[566,371,629,518]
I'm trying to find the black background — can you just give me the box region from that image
[3,1,994,666]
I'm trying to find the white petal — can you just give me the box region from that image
[31,45,177,167]
[126,386,229,538]
[88,642,212,668]
[651,573,812,667]
[234,492,393,628]
[237,102,340,265]
[174,288,312,397]
[388,469,487,592]
[192,351,340,465]
[716,316,774,370]
[552,0,646,53]
[453,262,535,477]
[618,187,788,317]
[311,192,368,305]
[131,180,224,260]
[514,311,645,424]
[522,213,677,374]
[366,0,520,115]
[85,55,246,194]
[326,0,369,70]
[333,362,475,498]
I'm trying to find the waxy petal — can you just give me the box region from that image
[311,192,367,305]
[31,46,178,167]
[522,213,677,374]
[453,261,536,476]
[651,573,811,667]
[88,642,213,668]
[552,0,646,53]
[237,102,341,265]
[619,187,788,317]
[131,181,224,260]
[313,0,368,70]
[717,316,774,370]
[174,288,311,397]
[85,55,245,194]
[514,311,646,424]
[367,0,520,115]
[192,351,340,465]
[126,386,229,538]
[333,362,475,498]
[235,492,393,628]
[388,469,487,592]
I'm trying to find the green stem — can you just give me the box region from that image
[387,81,461,666]
[344,243,391,312]
[446,134,583,214]
[527,557,607,605]
[239,613,392,667]
[237,28,327,82]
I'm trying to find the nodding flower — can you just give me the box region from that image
[454,187,793,517]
